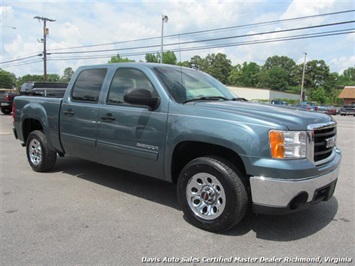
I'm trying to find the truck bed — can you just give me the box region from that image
[13,96,64,153]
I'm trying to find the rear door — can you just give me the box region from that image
[60,68,107,161]
[97,67,168,179]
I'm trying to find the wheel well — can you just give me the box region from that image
[23,119,43,142]
[171,141,247,184]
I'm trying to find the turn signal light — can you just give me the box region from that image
[269,131,285,158]
[269,130,307,159]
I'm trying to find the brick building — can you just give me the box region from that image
[338,86,355,105]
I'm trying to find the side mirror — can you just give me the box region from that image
[123,88,160,110]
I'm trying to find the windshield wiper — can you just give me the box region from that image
[183,96,234,104]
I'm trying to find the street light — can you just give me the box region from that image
[1,26,16,29]
[300,53,307,101]
[160,15,168,64]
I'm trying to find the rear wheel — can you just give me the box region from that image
[177,156,248,232]
[26,130,57,172]
[1,107,11,115]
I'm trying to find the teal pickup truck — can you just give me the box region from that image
[13,63,342,232]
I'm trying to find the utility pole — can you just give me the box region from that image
[300,52,307,101]
[34,16,55,81]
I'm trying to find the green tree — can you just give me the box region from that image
[309,86,328,104]
[0,69,17,89]
[204,53,232,84]
[263,55,296,72]
[257,70,271,88]
[325,72,338,91]
[177,61,190,67]
[297,59,333,101]
[145,53,159,63]
[343,66,355,81]
[227,64,242,85]
[335,66,355,86]
[263,55,298,87]
[17,74,44,89]
[61,67,74,82]
[228,62,260,87]
[108,54,135,63]
[162,51,177,65]
[304,60,330,89]
[335,73,352,86]
[145,51,177,65]
[260,66,289,91]
[46,74,61,82]
[189,55,207,70]
[15,74,60,89]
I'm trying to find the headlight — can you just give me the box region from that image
[269,130,307,159]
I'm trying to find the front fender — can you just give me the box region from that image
[164,113,270,179]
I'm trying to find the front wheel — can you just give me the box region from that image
[177,156,249,232]
[26,130,57,172]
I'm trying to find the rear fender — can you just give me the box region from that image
[20,103,63,153]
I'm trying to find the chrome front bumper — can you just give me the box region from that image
[250,148,341,215]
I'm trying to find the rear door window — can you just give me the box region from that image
[71,69,107,102]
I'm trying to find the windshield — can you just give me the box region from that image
[20,82,34,93]
[153,66,237,103]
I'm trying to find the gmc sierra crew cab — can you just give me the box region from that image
[12,63,342,232]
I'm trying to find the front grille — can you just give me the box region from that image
[313,126,336,162]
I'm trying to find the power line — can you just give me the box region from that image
[1,10,355,66]
[46,20,355,55]
[1,54,40,64]
[18,27,350,63]
[176,29,355,53]
[3,27,354,66]
[4,59,43,68]
[47,9,355,52]
[41,28,355,61]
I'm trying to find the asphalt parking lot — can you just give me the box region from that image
[1,114,354,265]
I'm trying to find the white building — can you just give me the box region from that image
[227,86,300,102]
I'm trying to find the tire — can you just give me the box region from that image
[26,130,57,172]
[177,156,249,232]
[1,107,11,115]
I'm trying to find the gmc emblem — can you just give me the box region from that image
[325,136,336,148]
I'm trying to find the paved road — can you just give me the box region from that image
[1,114,354,265]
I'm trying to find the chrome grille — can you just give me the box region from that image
[313,125,337,163]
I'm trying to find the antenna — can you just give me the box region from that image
[178,33,184,86]
[178,33,182,64]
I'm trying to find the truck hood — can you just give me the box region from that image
[192,101,334,130]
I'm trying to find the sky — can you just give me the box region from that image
[1,0,354,79]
